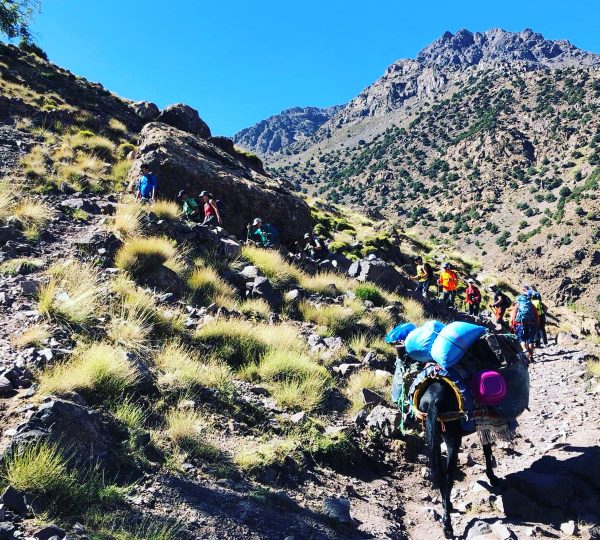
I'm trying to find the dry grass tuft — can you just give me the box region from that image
[345,369,390,413]
[299,272,355,295]
[241,245,302,288]
[299,301,360,336]
[110,202,142,237]
[149,200,180,221]
[38,342,139,398]
[165,408,220,460]
[154,342,232,391]
[10,324,50,348]
[187,265,237,305]
[38,260,103,327]
[254,348,332,411]
[115,236,177,275]
[106,304,152,353]
[235,437,298,473]
[401,297,426,326]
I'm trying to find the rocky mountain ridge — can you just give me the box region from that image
[233,105,342,155]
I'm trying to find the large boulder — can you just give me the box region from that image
[348,257,410,292]
[155,103,211,138]
[130,101,159,123]
[129,123,312,242]
[9,398,128,471]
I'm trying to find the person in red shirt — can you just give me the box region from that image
[465,278,482,316]
[199,191,222,227]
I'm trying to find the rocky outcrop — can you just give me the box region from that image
[9,398,128,470]
[130,122,312,242]
[155,103,211,138]
[130,101,160,123]
[233,105,342,155]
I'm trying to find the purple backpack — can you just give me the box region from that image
[471,370,507,406]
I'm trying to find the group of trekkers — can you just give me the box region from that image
[134,165,323,260]
[413,256,548,361]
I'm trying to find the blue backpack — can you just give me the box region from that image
[515,294,536,325]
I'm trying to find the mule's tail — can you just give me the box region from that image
[425,399,442,488]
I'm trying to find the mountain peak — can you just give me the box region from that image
[416,28,600,69]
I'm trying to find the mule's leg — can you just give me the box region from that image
[441,432,462,538]
[482,443,500,486]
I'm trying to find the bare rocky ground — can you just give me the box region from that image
[1,199,599,540]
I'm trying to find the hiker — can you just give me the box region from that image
[490,286,512,328]
[247,218,279,248]
[438,262,458,307]
[177,190,200,221]
[136,164,157,202]
[414,256,433,299]
[302,232,327,260]
[530,290,548,347]
[465,279,482,316]
[200,191,222,227]
[510,286,540,361]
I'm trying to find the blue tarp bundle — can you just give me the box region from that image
[385,322,416,344]
[431,321,487,369]
[405,320,445,363]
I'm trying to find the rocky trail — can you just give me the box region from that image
[1,193,598,539]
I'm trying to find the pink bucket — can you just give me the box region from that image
[471,370,507,406]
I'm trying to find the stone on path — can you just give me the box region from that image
[322,497,352,523]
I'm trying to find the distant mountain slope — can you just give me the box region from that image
[233,105,341,155]
[258,29,600,320]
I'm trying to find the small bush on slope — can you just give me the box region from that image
[110,202,142,237]
[111,276,187,336]
[0,257,44,276]
[115,236,177,275]
[194,319,268,368]
[401,297,426,326]
[38,260,103,327]
[154,342,232,391]
[241,245,302,288]
[38,342,139,399]
[345,369,391,414]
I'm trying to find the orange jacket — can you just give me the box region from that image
[438,270,458,291]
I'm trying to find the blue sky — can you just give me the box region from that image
[26,0,600,136]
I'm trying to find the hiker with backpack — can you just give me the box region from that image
[510,286,540,361]
[438,262,458,307]
[490,286,512,328]
[303,232,327,260]
[136,164,157,203]
[199,191,223,227]
[177,190,201,221]
[414,256,433,299]
[465,279,482,316]
[530,289,548,347]
[247,218,279,248]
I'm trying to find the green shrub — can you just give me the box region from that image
[354,283,385,306]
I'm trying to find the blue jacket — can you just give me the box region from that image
[138,174,157,198]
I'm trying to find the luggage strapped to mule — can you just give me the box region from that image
[408,364,475,432]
